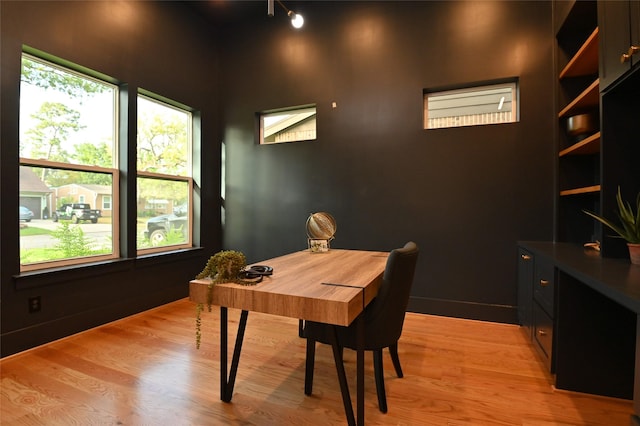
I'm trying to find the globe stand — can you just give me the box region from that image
[308,238,330,253]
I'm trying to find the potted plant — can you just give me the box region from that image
[194,250,247,348]
[583,187,640,265]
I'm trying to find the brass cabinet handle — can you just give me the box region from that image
[621,46,639,64]
[521,254,531,260]
[539,279,549,287]
[538,329,547,336]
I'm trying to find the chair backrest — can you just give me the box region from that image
[362,241,419,349]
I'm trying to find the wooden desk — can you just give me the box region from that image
[190,249,388,426]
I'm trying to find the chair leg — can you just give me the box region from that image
[373,349,388,413]
[304,338,315,395]
[389,343,404,378]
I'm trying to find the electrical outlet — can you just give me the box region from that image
[28,296,41,313]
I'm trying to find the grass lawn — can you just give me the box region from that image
[19,226,52,236]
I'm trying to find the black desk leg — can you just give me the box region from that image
[356,313,364,426]
[329,326,356,426]
[220,307,249,402]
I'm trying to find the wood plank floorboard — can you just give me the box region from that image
[1,298,633,425]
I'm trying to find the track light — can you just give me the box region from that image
[268,0,304,29]
[287,10,304,28]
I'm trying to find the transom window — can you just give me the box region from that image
[259,105,317,144]
[424,81,518,129]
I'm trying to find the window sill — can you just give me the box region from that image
[14,247,204,290]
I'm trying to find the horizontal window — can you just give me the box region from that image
[424,81,518,129]
[260,105,317,144]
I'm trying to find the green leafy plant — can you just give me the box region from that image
[51,221,94,257]
[583,187,640,244]
[196,250,247,283]
[195,250,247,349]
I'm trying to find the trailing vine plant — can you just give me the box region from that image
[194,250,247,349]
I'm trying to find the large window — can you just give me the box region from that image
[19,53,118,271]
[136,95,193,252]
[19,51,197,271]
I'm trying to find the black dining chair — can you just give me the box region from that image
[303,241,419,413]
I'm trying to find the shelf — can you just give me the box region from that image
[558,79,600,118]
[559,28,599,79]
[559,132,601,156]
[560,185,601,196]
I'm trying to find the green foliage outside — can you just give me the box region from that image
[19,226,51,237]
[52,221,94,257]
[20,222,110,264]
[21,56,114,187]
[21,55,107,98]
[164,225,186,245]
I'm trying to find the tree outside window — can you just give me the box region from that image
[19,53,118,271]
[136,95,193,251]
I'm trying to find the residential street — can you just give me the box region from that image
[19,219,114,249]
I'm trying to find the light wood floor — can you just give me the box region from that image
[1,298,633,425]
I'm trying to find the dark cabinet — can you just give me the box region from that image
[532,302,554,366]
[517,246,556,372]
[518,242,638,409]
[532,258,556,371]
[533,259,555,318]
[554,0,640,260]
[598,0,640,258]
[599,0,640,91]
[555,270,635,400]
[517,248,533,339]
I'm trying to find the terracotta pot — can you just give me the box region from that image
[628,243,640,266]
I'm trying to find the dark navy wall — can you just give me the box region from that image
[0,1,555,357]
[219,1,555,323]
[1,1,222,356]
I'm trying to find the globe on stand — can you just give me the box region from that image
[306,212,336,252]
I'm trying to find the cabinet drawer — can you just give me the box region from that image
[533,260,555,317]
[533,302,554,370]
[517,247,534,338]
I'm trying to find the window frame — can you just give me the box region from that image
[17,49,201,276]
[259,104,317,144]
[424,80,519,130]
[19,159,120,272]
[19,53,120,272]
[135,93,195,255]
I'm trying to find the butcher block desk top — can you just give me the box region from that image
[189,249,389,326]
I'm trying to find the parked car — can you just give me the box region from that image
[173,203,188,216]
[19,206,34,222]
[52,203,101,224]
[144,213,188,246]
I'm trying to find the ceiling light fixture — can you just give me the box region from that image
[267,0,304,29]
